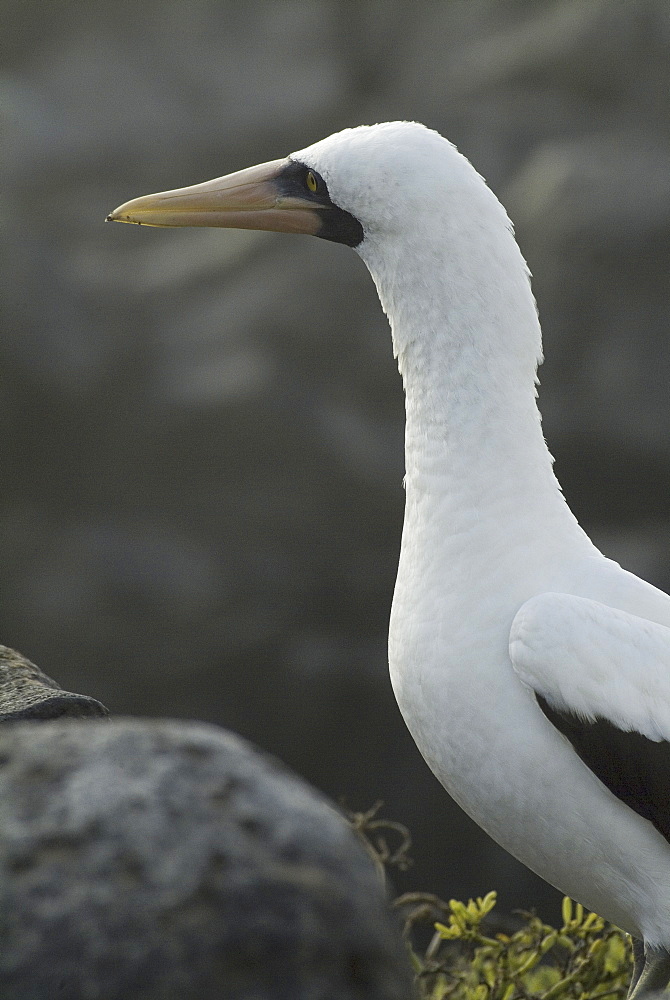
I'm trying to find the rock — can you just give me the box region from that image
[0,646,108,722]
[0,717,414,1000]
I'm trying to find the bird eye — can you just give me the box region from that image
[306,170,318,193]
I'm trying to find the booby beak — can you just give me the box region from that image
[106,158,321,236]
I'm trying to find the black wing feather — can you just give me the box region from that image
[536,694,670,844]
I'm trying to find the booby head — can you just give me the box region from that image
[107,121,501,256]
[108,120,537,385]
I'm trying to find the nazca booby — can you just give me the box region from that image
[108,122,670,996]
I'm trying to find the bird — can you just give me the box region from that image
[108,121,670,997]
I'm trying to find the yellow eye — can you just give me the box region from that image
[306,170,318,193]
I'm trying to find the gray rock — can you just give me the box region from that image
[0,718,414,1000]
[0,646,109,722]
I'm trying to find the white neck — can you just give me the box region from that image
[358,202,593,563]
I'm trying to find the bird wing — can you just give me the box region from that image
[509,592,670,842]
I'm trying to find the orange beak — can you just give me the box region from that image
[106,158,322,236]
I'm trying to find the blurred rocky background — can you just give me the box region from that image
[2,0,669,918]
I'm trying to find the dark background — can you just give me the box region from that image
[2,0,670,919]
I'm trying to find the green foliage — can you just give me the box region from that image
[399,890,631,1000]
[348,804,632,1000]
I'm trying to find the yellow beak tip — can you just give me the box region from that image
[106,211,140,224]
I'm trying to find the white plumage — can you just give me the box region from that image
[511,593,670,740]
[109,121,670,996]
